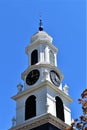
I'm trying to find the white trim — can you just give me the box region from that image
[12,81,73,103]
[9,113,70,130]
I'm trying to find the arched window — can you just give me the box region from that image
[31,50,38,65]
[25,95,36,120]
[55,96,65,121]
[49,50,55,65]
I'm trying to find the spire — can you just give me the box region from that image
[39,17,43,31]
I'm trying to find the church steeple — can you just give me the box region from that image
[10,21,73,130]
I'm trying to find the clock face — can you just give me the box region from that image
[50,70,60,87]
[26,69,40,85]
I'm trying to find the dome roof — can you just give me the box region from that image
[30,31,53,44]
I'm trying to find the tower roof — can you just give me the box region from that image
[30,31,53,44]
[30,18,52,44]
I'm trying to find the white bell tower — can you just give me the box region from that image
[10,19,73,130]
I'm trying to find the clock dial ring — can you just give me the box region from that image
[26,69,40,85]
[50,70,60,87]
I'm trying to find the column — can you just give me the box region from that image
[44,46,49,63]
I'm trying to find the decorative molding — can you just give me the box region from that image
[12,81,73,103]
[9,113,70,130]
[25,31,58,55]
[21,64,63,80]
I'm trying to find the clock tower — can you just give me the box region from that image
[9,19,73,130]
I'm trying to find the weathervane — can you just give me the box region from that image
[39,17,43,31]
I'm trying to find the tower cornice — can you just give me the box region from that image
[21,64,63,80]
[9,113,70,130]
[12,81,73,103]
[26,38,58,55]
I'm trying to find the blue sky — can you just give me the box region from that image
[0,0,86,129]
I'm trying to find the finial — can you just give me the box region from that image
[63,84,69,95]
[17,83,23,93]
[12,117,16,127]
[39,17,43,31]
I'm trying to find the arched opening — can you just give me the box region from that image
[49,50,55,65]
[55,96,65,121]
[25,95,36,120]
[31,50,38,65]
